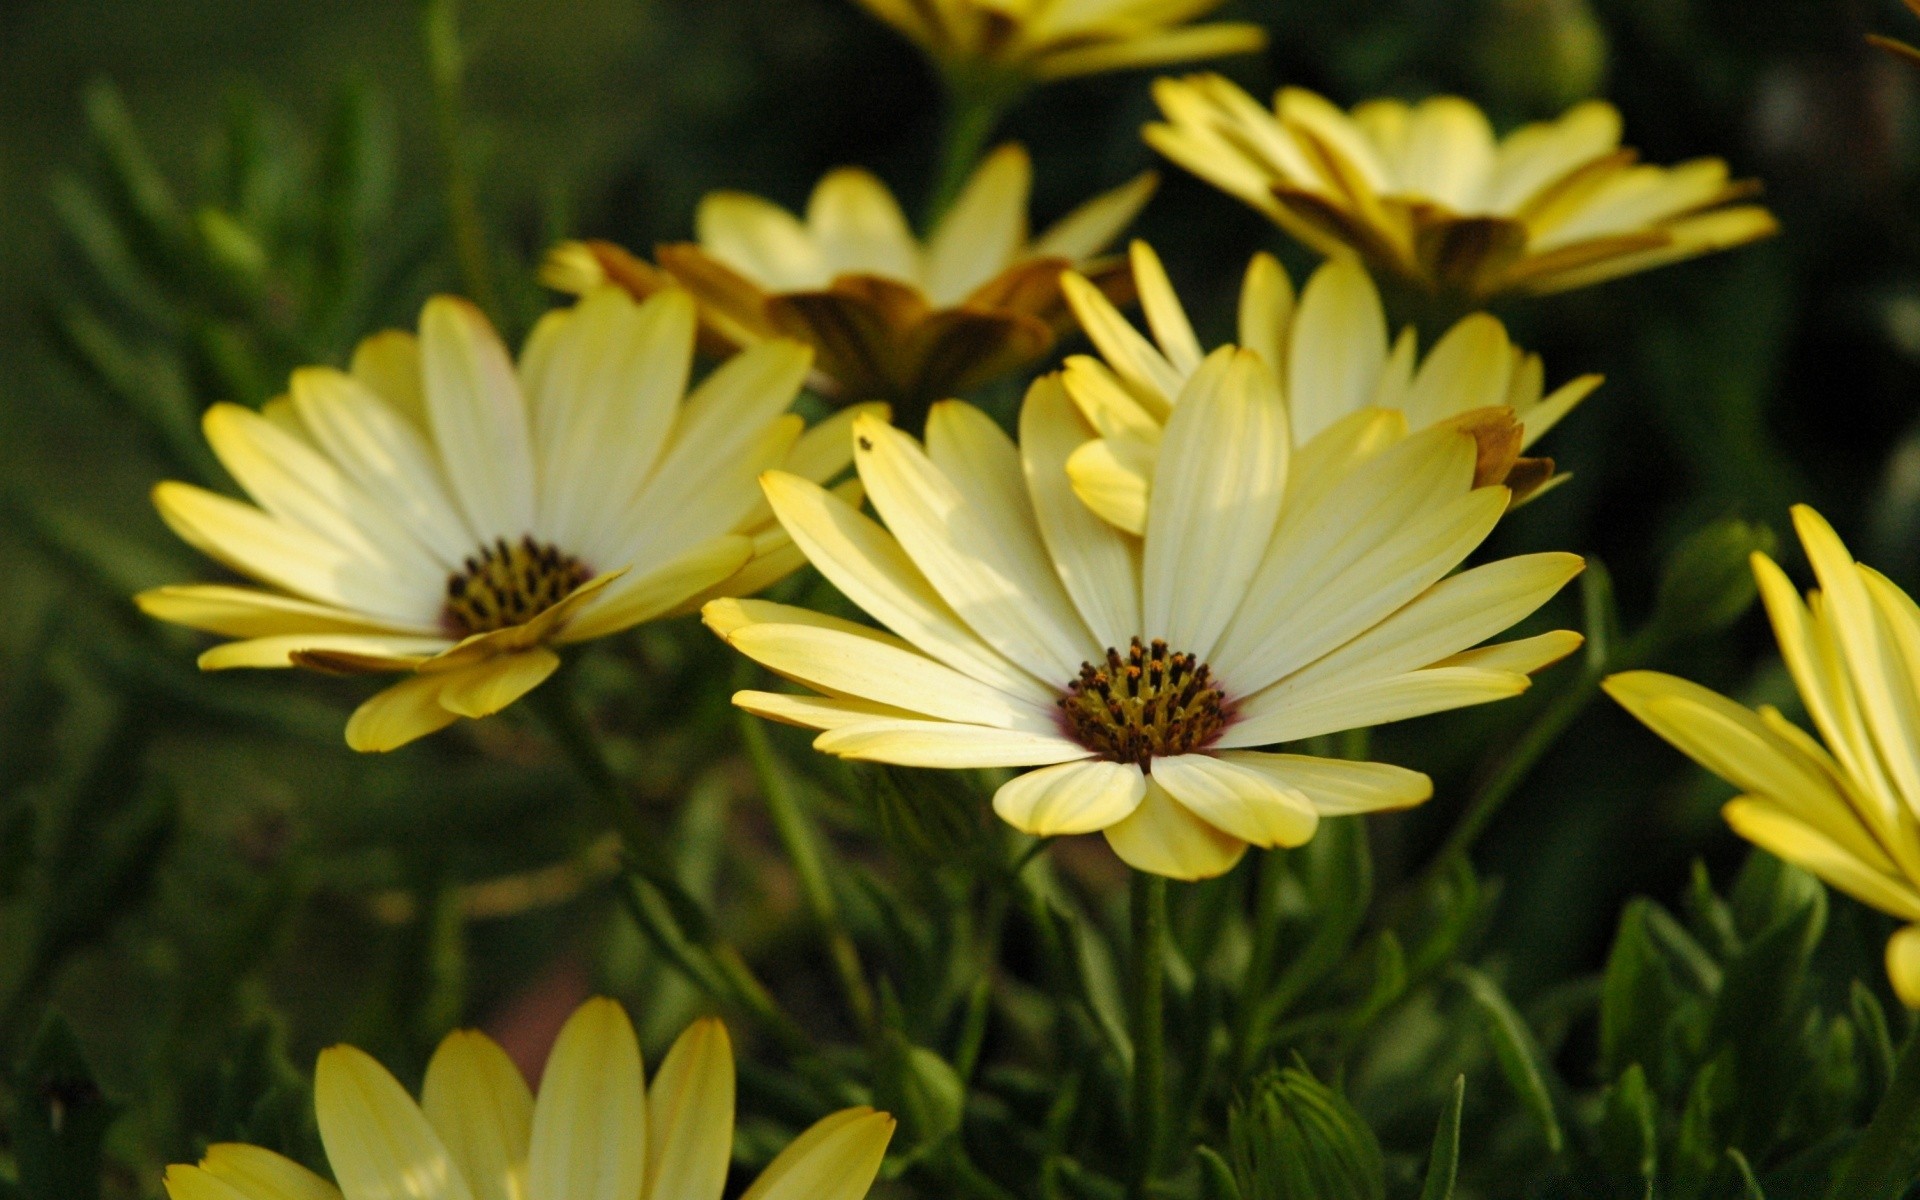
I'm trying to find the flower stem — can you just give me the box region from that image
[421,0,501,323]
[738,708,878,1034]
[1129,871,1169,1200]
[924,72,1024,228]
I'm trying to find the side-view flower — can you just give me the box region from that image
[542,145,1154,425]
[137,287,865,752]
[161,997,895,1200]
[1145,75,1778,298]
[1058,241,1603,533]
[709,355,1583,880]
[1607,506,1920,1008]
[850,0,1267,83]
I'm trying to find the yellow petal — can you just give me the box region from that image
[645,1019,736,1200]
[1236,251,1294,376]
[926,145,1031,305]
[1128,241,1202,375]
[421,1031,534,1200]
[1143,349,1287,662]
[1066,436,1156,536]
[199,1144,343,1200]
[1216,752,1430,815]
[1020,376,1143,646]
[807,168,920,283]
[316,1045,474,1200]
[1029,172,1158,265]
[696,191,828,291]
[351,330,429,429]
[418,296,537,543]
[1285,257,1388,443]
[199,634,448,672]
[136,584,420,639]
[1890,926,1920,1009]
[993,759,1146,836]
[345,673,462,753]
[559,536,754,643]
[740,1108,895,1200]
[1033,22,1267,80]
[434,649,562,720]
[813,718,1092,768]
[1722,796,1920,921]
[1151,753,1320,849]
[164,1165,252,1200]
[527,998,647,1200]
[1102,776,1248,880]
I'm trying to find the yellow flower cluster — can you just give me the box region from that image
[140,41,1780,894]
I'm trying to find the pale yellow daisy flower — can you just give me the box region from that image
[1145,75,1779,298]
[138,288,867,752]
[1058,241,1603,533]
[851,0,1266,83]
[708,358,1583,880]
[543,145,1155,424]
[160,997,895,1200]
[1607,507,1920,1008]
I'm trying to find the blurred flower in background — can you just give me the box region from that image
[137,287,857,751]
[545,145,1154,428]
[1608,506,1920,1008]
[710,368,1581,880]
[851,0,1266,85]
[1057,241,1602,532]
[1145,76,1780,299]
[161,998,895,1200]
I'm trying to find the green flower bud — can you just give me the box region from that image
[1653,518,1778,640]
[873,1031,964,1152]
[1229,1066,1384,1200]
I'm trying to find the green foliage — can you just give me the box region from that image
[1228,1065,1386,1200]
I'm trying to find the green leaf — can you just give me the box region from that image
[1228,1064,1385,1200]
[1727,1147,1767,1199]
[1600,899,1682,1086]
[13,1015,117,1200]
[1853,980,1897,1111]
[1239,818,1372,1070]
[1453,965,1565,1156]
[1827,1031,1920,1199]
[874,1031,966,1158]
[1594,1065,1658,1189]
[1196,1146,1242,1200]
[1417,1075,1465,1200]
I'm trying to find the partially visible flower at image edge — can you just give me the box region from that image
[160,997,895,1200]
[136,286,868,751]
[709,354,1583,880]
[1057,240,1602,533]
[1145,75,1779,299]
[850,0,1266,84]
[542,144,1154,426]
[1607,506,1920,1009]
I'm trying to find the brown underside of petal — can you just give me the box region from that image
[1443,406,1527,490]
[1501,231,1672,291]
[1411,212,1529,299]
[656,242,783,348]
[1504,456,1558,506]
[1271,186,1417,284]
[291,649,413,676]
[576,240,745,359]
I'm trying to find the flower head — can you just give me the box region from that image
[709,360,1583,880]
[1145,75,1779,299]
[161,997,894,1200]
[1606,507,1920,1008]
[1058,241,1602,532]
[138,288,865,752]
[543,145,1155,425]
[851,0,1265,84]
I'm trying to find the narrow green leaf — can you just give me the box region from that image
[1595,1064,1658,1188]
[1727,1147,1767,1199]
[1827,1030,1920,1199]
[13,1015,116,1200]
[1453,965,1565,1155]
[1853,981,1897,1111]
[1417,1075,1465,1200]
[1196,1146,1242,1200]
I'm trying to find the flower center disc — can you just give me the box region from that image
[443,536,590,636]
[1060,637,1230,766]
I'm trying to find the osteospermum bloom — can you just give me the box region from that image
[1606,507,1920,1008]
[708,357,1583,880]
[850,0,1265,83]
[1058,241,1602,532]
[161,997,894,1200]
[543,145,1155,424]
[137,288,865,752]
[1145,76,1778,298]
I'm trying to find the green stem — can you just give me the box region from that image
[1828,1025,1920,1198]
[529,678,653,863]
[1129,871,1169,1200]
[737,708,877,1034]
[924,73,1024,228]
[421,0,500,321]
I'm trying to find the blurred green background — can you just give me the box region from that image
[7,0,1920,1196]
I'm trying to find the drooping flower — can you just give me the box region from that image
[1144,76,1778,299]
[849,0,1265,84]
[161,997,895,1200]
[542,145,1154,427]
[1607,507,1920,1008]
[709,359,1583,880]
[137,288,866,752]
[1057,241,1602,532]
